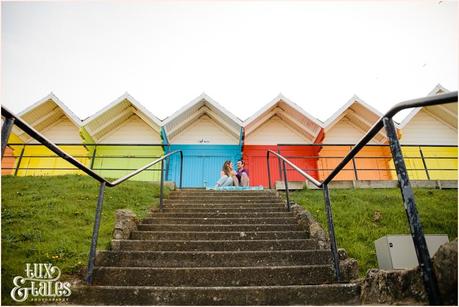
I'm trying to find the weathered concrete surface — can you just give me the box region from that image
[81,189,361,305]
[112,209,138,240]
[95,250,332,267]
[360,268,426,305]
[112,238,318,251]
[130,230,308,240]
[360,238,458,305]
[432,238,457,305]
[338,248,359,282]
[92,265,335,286]
[275,181,306,190]
[137,223,304,232]
[290,203,328,249]
[71,284,361,305]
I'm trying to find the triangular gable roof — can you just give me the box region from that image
[243,94,323,142]
[18,92,81,126]
[399,84,457,129]
[13,93,82,141]
[162,93,242,140]
[82,93,162,142]
[323,95,387,143]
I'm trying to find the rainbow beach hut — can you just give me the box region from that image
[80,93,164,181]
[162,94,243,188]
[243,94,324,187]
[7,93,89,176]
[398,85,458,180]
[318,95,392,181]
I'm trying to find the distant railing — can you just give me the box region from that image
[1,106,183,285]
[266,91,458,305]
[275,144,457,181]
[3,143,457,181]
[1,143,168,178]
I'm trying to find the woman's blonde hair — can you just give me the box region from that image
[222,160,232,176]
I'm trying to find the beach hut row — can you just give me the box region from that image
[2,85,457,187]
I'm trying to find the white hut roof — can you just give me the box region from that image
[243,94,323,142]
[162,93,242,141]
[322,95,387,143]
[82,93,162,142]
[399,84,457,130]
[13,93,82,142]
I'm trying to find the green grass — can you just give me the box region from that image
[290,188,458,276]
[1,175,168,305]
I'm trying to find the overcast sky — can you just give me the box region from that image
[1,1,457,123]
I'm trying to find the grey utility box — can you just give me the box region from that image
[375,235,449,270]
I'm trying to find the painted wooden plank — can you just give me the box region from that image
[91,145,164,181]
[166,145,242,188]
[400,109,457,145]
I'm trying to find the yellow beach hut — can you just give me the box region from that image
[318,95,392,181]
[10,93,89,176]
[398,85,458,180]
[80,93,164,181]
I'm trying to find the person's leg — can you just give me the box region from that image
[216,175,230,187]
[232,176,240,186]
[240,173,249,187]
[221,176,233,186]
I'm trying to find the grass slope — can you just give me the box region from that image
[290,188,458,276]
[1,175,168,305]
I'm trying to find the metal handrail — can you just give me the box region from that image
[266,91,457,305]
[1,105,184,285]
[322,91,457,186]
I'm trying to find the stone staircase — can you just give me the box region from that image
[73,189,360,305]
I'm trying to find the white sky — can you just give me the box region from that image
[1,1,457,124]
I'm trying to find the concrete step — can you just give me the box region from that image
[159,207,288,213]
[113,239,317,251]
[171,189,276,194]
[141,217,297,225]
[168,195,280,200]
[164,204,285,209]
[137,223,304,232]
[165,199,284,204]
[150,212,293,218]
[130,230,308,240]
[92,265,334,286]
[96,250,332,267]
[72,284,360,305]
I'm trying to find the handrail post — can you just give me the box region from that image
[159,159,165,211]
[350,146,359,180]
[267,151,272,189]
[282,160,290,211]
[418,146,430,180]
[1,117,15,158]
[383,117,441,305]
[14,145,26,176]
[322,184,341,282]
[86,181,106,285]
[179,151,183,189]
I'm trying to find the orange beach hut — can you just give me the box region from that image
[318,95,392,181]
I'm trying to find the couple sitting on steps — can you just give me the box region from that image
[216,160,249,187]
